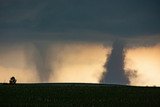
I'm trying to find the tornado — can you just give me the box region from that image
[34,43,53,82]
[25,42,51,82]
[100,40,129,85]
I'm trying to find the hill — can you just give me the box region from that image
[0,83,160,107]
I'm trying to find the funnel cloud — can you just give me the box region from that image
[101,41,130,85]
[24,42,52,82]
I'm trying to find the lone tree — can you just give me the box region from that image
[9,76,17,84]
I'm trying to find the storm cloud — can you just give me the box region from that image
[0,0,160,42]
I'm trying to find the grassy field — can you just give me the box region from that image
[0,83,160,107]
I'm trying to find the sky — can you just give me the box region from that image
[0,0,160,86]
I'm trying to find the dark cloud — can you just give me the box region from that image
[0,0,160,42]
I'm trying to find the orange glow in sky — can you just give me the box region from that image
[0,42,111,83]
[0,45,39,83]
[125,44,160,86]
[49,42,111,83]
[1,42,160,86]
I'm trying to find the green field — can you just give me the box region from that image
[0,83,160,107]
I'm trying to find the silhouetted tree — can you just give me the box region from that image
[9,76,17,84]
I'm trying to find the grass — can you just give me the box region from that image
[0,83,160,107]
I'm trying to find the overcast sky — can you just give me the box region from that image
[0,0,160,42]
